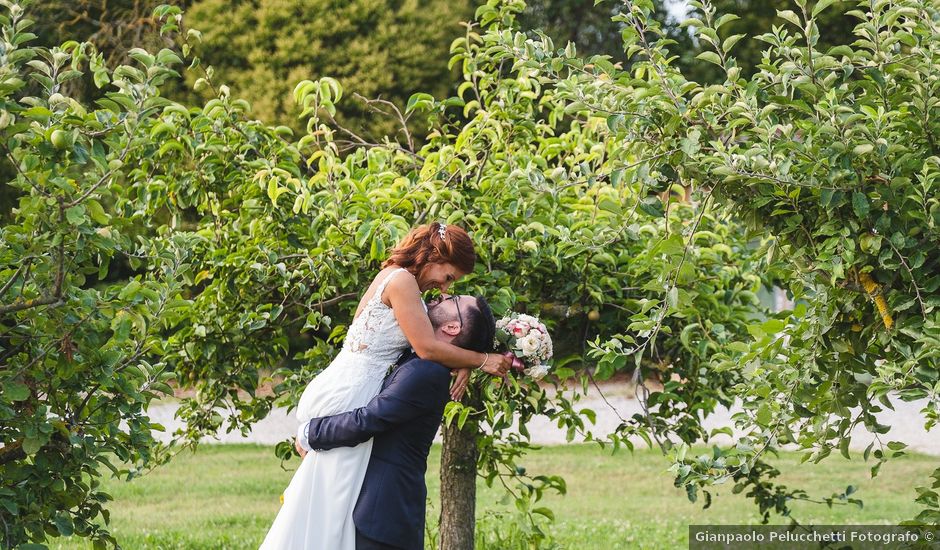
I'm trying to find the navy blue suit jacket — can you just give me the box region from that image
[305,356,451,550]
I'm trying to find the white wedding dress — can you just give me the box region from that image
[260,268,413,550]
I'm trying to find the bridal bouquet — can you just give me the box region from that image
[495,313,553,380]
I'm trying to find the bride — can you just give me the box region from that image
[260,222,511,549]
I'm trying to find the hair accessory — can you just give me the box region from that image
[438,223,447,240]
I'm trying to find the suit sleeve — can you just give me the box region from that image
[305,362,449,450]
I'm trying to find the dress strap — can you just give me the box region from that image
[370,267,407,304]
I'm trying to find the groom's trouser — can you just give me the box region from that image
[355,529,404,550]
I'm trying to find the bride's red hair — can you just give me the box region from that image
[383,222,476,275]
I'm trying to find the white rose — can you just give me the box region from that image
[518,334,540,357]
[518,314,539,326]
[524,363,550,380]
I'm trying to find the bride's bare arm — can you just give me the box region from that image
[384,272,510,374]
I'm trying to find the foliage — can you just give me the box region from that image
[25,1,195,121]
[483,0,940,524]
[519,0,857,85]
[285,6,771,542]
[4,0,477,226]
[0,0,772,545]
[0,2,305,545]
[178,0,476,138]
[520,0,692,63]
[1,0,195,224]
[11,0,935,545]
[31,1,194,65]
[682,0,857,82]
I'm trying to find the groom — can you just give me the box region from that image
[295,293,498,550]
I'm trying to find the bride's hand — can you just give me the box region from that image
[480,353,511,378]
[450,368,472,401]
[294,437,307,458]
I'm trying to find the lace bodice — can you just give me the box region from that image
[341,267,411,366]
[295,267,418,422]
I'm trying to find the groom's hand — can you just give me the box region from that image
[294,437,308,458]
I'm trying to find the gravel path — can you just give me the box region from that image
[147,384,940,456]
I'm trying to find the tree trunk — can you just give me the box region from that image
[438,417,478,550]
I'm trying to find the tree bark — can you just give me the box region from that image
[438,417,479,550]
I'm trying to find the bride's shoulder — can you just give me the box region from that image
[372,265,417,291]
[381,266,421,300]
[383,265,415,280]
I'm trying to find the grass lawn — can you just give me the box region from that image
[49,443,936,549]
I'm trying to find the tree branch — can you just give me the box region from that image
[0,296,64,316]
[0,440,25,466]
[352,92,415,153]
[0,264,25,298]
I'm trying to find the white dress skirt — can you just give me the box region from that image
[259,268,412,550]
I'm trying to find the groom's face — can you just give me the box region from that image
[427,294,473,343]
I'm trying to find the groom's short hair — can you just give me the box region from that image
[453,296,496,353]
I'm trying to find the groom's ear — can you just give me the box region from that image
[441,321,461,337]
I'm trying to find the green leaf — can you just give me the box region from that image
[722,34,746,52]
[532,507,555,520]
[356,220,375,248]
[812,0,836,18]
[457,406,471,429]
[370,235,385,260]
[3,381,30,401]
[696,51,723,66]
[23,106,53,119]
[598,197,622,215]
[777,10,802,27]
[728,341,750,353]
[405,92,434,113]
[761,318,786,334]
[22,436,43,456]
[93,69,110,88]
[828,45,854,57]
[265,178,289,206]
[839,437,851,459]
[666,286,679,309]
[86,199,110,224]
[714,13,741,29]
[853,143,874,156]
[65,204,86,226]
[0,498,18,515]
[111,311,132,343]
[638,196,665,217]
[852,192,870,218]
[606,114,623,132]
[54,512,74,536]
[756,404,772,426]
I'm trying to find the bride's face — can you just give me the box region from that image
[417,262,467,293]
